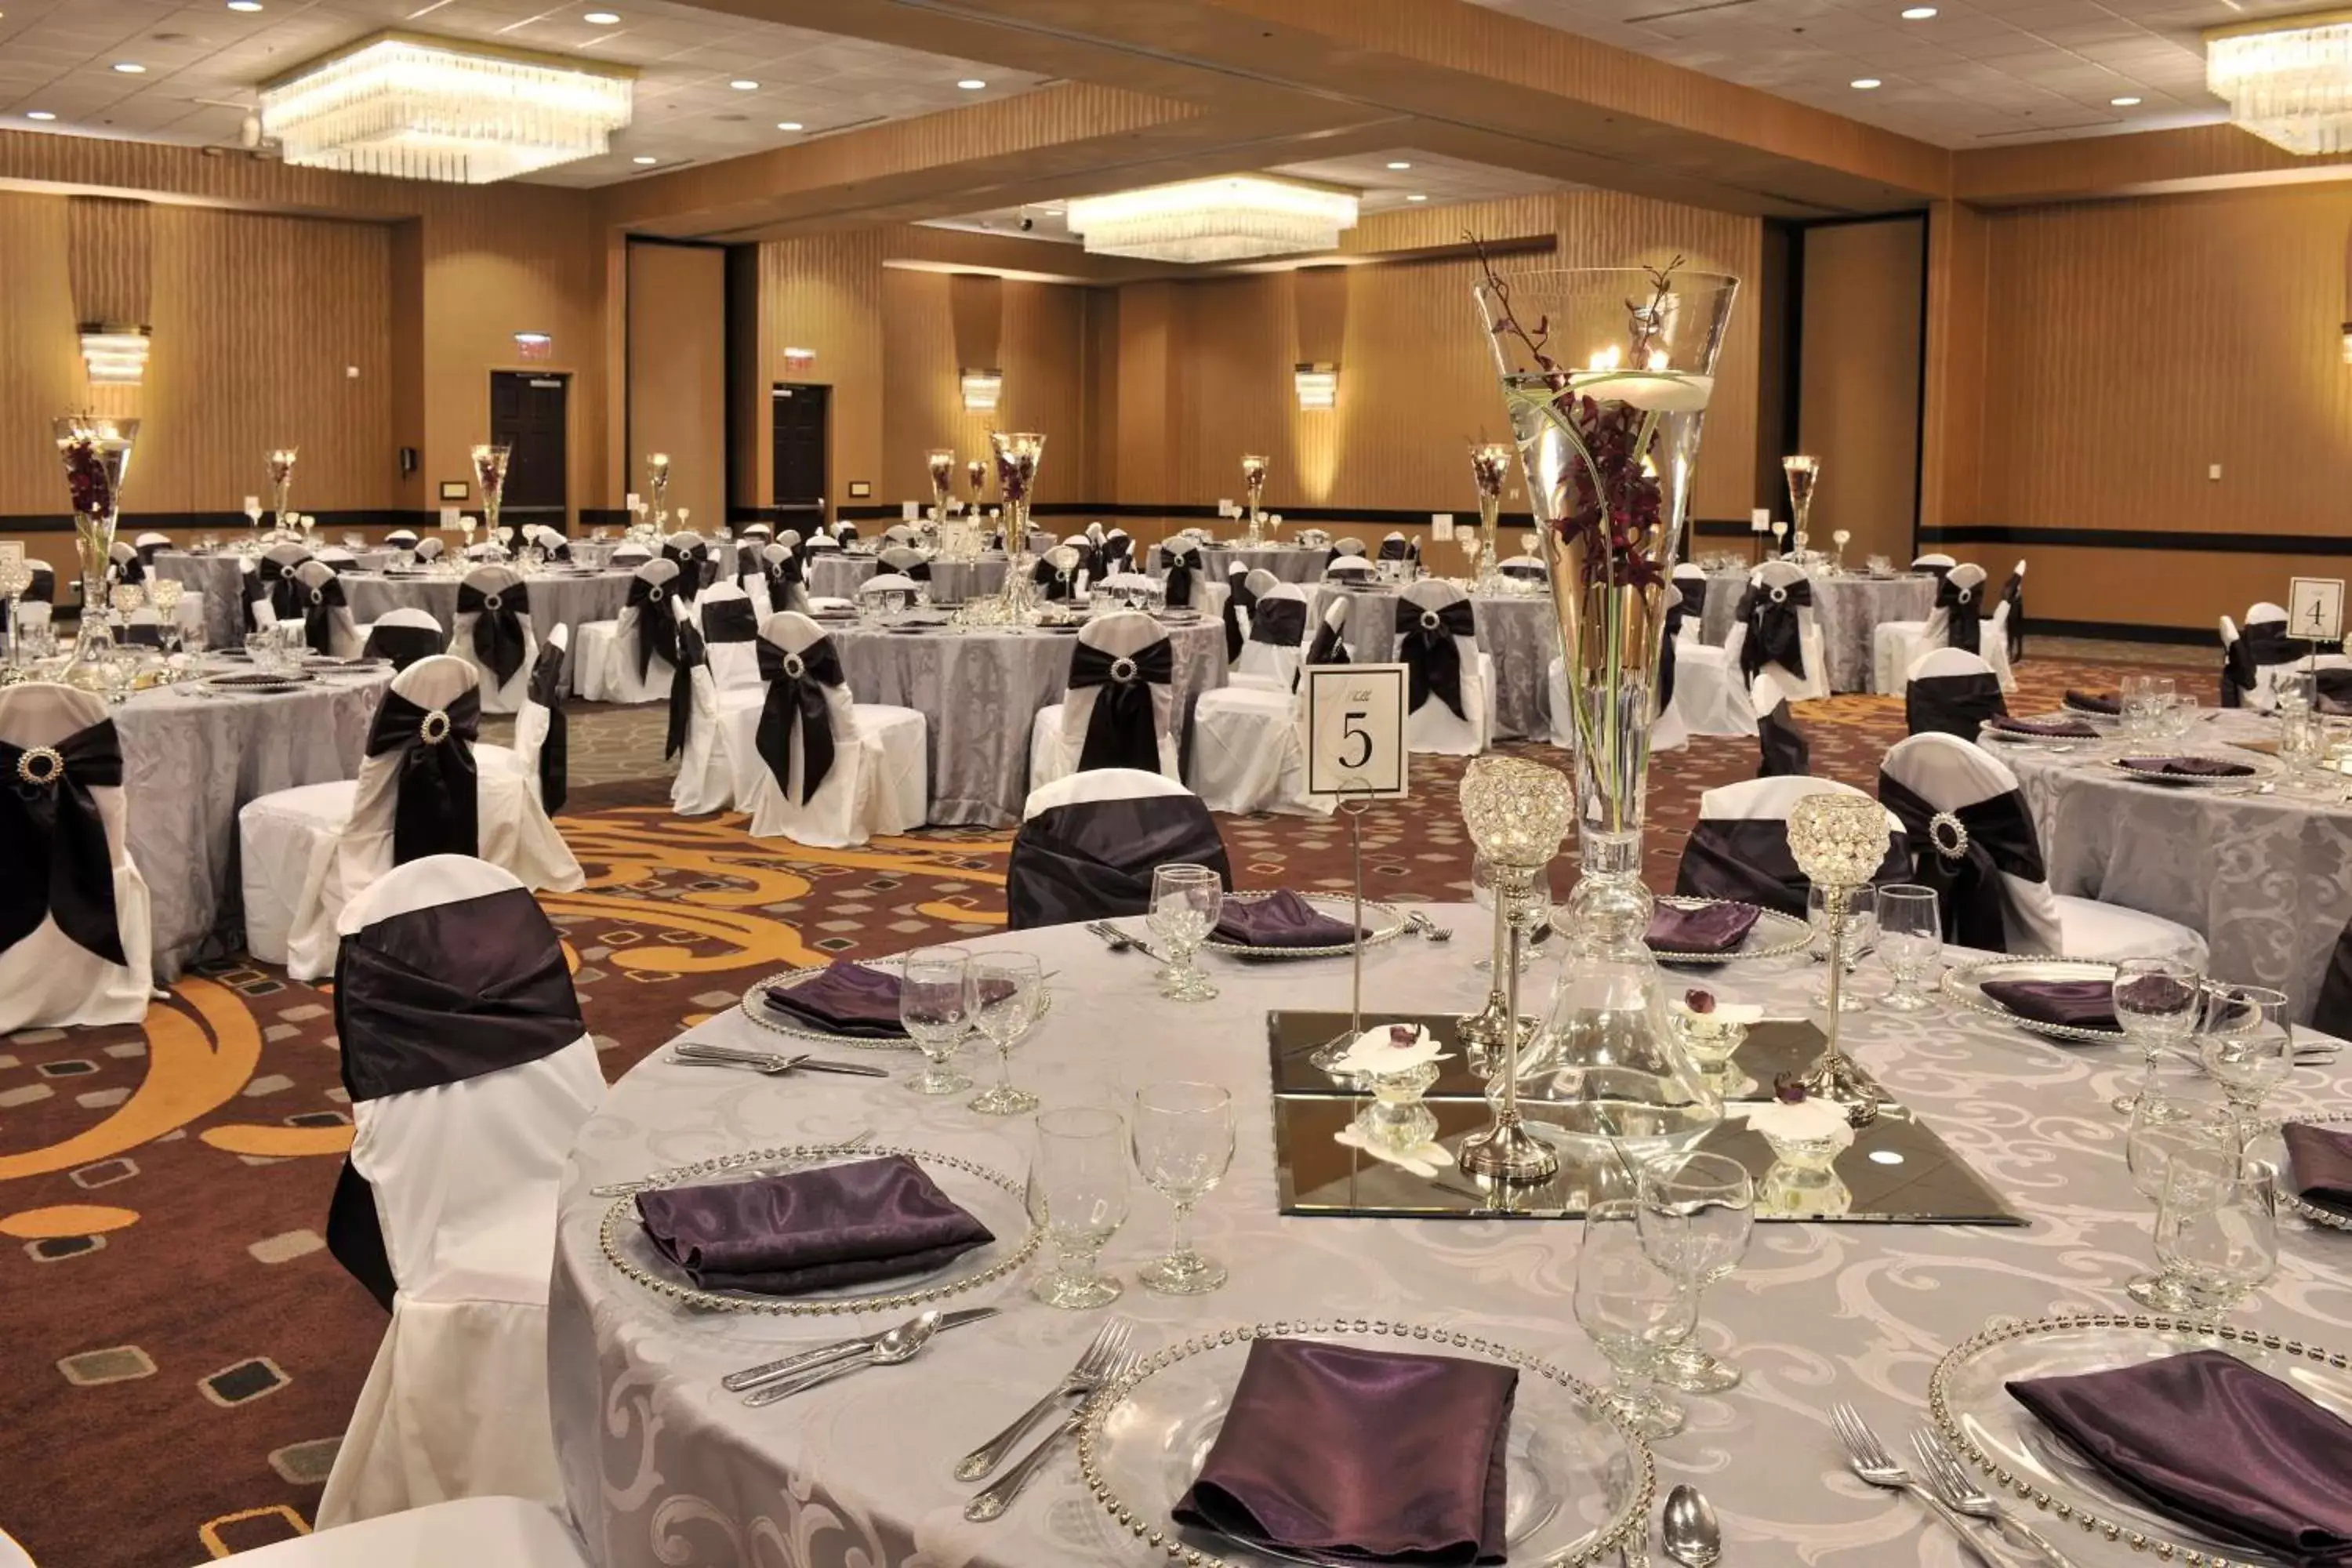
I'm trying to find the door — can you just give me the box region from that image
[491,372,570,534]
[771,382,829,530]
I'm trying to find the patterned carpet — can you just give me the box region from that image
[0,648,2212,1566]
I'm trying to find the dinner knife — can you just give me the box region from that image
[721,1306,997,1392]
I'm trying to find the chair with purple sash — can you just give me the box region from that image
[107,538,144,587]
[383,528,419,551]
[695,581,764,696]
[1752,669,1809,776]
[452,564,535,714]
[661,532,711,596]
[1396,579,1494,757]
[0,682,153,1031]
[1160,539,1224,618]
[577,557,681,705]
[1904,645,2008,739]
[133,530,172,567]
[1008,768,1233,930]
[361,606,447,672]
[1875,561,1987,695]
[1221,561,1254,660]
[1547,582,1706,751]
[245,542,313,633]
[1232,583,1313,692]
[1029,610,1181,789]
[719,611,927,846]
[1737,560,1828,701]
[316,853,604,1526]
[2222,602,2303,710]
[505,625,568,815]
[1033,544,1091,602]
[879,546,931,585]
[1189,597,1341,818]
[1673,775,1913,919]
[292,559,361,658]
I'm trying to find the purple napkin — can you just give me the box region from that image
[2009,1348,2352,1566]
[1980,978,2121,1032]
[761,961,906,1038]
[2064,688,2122,715]
[1989,715,2098,739]
[1173,1338,1516,1566]
[1646,902,1762,955]
[1213,890,1359,949]
[636,1154,993,1294]
[2284,1123,2352,1219]
[2120,757,2256,779]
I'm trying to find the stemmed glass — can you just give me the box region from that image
[1574,1200,1695,1438]
[898,946,974,1095]
[2198,985,2295,1148]
[1807,884,1877,1011]
[2110,956,2206,1114]
[1131,1082,1235,1295]
[1637,1150,1755,1392]
[1148,862,1223,1001]
[2124,1087,2236,1309]
[1026,1106,1129,1309]
[967,952,1042,1116]
[2151,1144,2279,1319]
[1875,884,1941,1012]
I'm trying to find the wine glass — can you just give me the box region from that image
[1147,862,1223,1002]
[1026,1106,1128,1309]
[1131,1081,1235,1296]
[1637,1150,1755,1393]
[2198,985,2294,1146]
[2152,1145,2279,1319]
[1875,884,1941,1012]
[898,946,973,1096]
[1807,884,1877,1011]
[2124,1087,2235,1309]
[967,952,1042,1116]
[1574,1200,1694,1438]
[2110,956,2206,1115]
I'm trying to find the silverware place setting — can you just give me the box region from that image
[953,1318,1133,1482]
[724,1305,997,1398]
[1086,920,1167,962]
[1828,1402,2002,1566]
[1405,908,1455,943]
[668,1041,893,1078]
[964,1346,1143,1522]
[1911,1427,2079,1568]
[1660,1483,1720,1567]
[588,1127,876,1200]
[741,1305,1000,1406]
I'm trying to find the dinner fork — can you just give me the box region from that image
[1828,1402,2000,1566]
[953,1319,1131,1481]
[964,1348,1140,1522]
[1912,1428,2078,1568]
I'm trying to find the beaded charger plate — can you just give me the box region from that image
[1930,1312,2352,1568]
[2277,1112,2352,1233]
[1940,956,2124,1046]
[1198,891,1406,961]
[2105,753,2285,789]
[1077,1320,1652,1567]
[597,1142,1040,1317]
[738,958,1052,1050]
[205,670,317,691]
[1636,895,1812,965]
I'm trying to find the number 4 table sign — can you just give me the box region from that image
[1300,664,1409,1069]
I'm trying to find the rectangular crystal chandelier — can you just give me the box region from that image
[1065,176,1358,264]
[2208,15,2352,155]
[260,33,636,184]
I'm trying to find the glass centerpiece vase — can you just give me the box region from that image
[1782,456,1819,561]
[927,447,956,539]
[1470,441,1512,590]
[474,444,513,544]
[54,416,139,691]
[267,448,298,539]
[645,452,670,531]
[1240,455,1269,546]
[1474,260,1735,1165]
[991,431,1045,618]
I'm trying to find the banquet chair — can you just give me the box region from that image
[413,538,446,564]
[739,522,774,546]
[575,559,681,704]
[2001,560,2027,662]
[1752,670,1809,777]
[460,541,503,561]
[695,581,764,695]
[1029,610,1181,789]
[1737,560,1828,701]
[1912,553,1956,572]
[1496,554,1547,584]
[856,573,924,616]
[1244,568,1281,600]
[1221,561,1254,659]
[0,682,153,1032]
[607,541,650,566]
[1674,775,1912,918]
[1324,556,1378,585]
[1396,580,1494,757]
[1657,579,1748,737]
[1188,598,1344,817]
[246,543,313,631]
[238,656,583,980]
[1879,733,2209,964]
[882,524,919,547]
[221,1496,590,1566]
[749,543,808,622]
[107,539,144,586]
[522,525,571,561]
[383,528,419,551]
[361,607,446,672]
[1159,540,1226,619]
[2222,601,2301,710]
[1033,545,1090,602]
[292,561,362,658]
[663,608,735,817]
[1875,562,1991,696]
[1548,592,1705,752]
[133,530,171,567]
[1904,647,2009,739]
[1669,562,1711,630]
[1332,537,1369,558]
[1378,532,1417,563]
[317,546,359,570]
[717,612,927,846]
[661,532,710,594]
[316,854,605,1526]
[121,606,165,648]
[1007,769,1233,930]
[1231,583,1314,691]
[452,565,535,714]
[509,626,568,815]
[879,545,931,582]
[804,532,842,554]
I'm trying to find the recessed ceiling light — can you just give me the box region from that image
[632,154,657,165]
[227,0,264,10]
[1406,192,1428,201]
[729,78,758,90]
[1385,160,1412,169]
[583,9,620,21]
[113,61,147,74]
[956,78,986,89]
[26,110,56,120]
[2111,94,2142,106]
[1900,6,1936,17]
[775,120,803,131]
[1850,77,1882,89]
[1042,207,1064,216]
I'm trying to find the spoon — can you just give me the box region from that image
[744,1309,941,1406]
[1661,1483,1722,1568]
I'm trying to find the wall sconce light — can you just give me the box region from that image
[960,367,1003,412]
[79,322,151,384]
[2341,321,2351,364]
[1294,361,1338,411]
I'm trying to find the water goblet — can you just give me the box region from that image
[2152,1144,2279,1319]
[2198,985,2294,1147]
[898,946,974,1095]
[182,622,208,659]
[967,952,1042,1116]
[1574,1200,1695,1439]
[1131,1081,1235,1296]
[1147,862,1222,1001]
[1637,1150,1755,1392]
[2110,956,2206,1114]
[245,630,278,671]
[1807,884,1877,1011]
[1875,884,1941,1011]
[1026,1106,1129,1309]
[2124,1087,2235,1309]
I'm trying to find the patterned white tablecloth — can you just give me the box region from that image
[550,906,2352,1568]
[1305,583,1556,739]
[1699,570,1936,694]
[1200,545,1327,586]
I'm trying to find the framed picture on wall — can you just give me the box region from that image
[440,481,470,502]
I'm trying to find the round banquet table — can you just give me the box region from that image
[113,661,392,977]
[1998,706,2351,1022]
[810,555,1011,604]
[548,907,2352,1568]
[1200,544,1327,586]
[1699,569,1936,694]
[829,618,1225,826]
[1307,583,1555,739]
[150,552,248,650]
[339,568,633,691]
[808,554,880,601]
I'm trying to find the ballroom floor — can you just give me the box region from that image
[0,648,2213,1567]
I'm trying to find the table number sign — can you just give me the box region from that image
[1431,514,1455,542]
[0,542,21,566]
[2288,577,2344,643]
[901,501,920,522]
[438,506,460,530]
[1218,499,1238,519]
[1302,663,1409,800]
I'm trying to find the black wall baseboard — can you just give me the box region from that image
[0,508,631,535]
[2027,617,2214,647]
[1920,524,2352,557]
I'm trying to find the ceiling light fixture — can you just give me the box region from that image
[729,78,757,90]
[775,120,802,130]
[956,78,986,89]
[584,10,620,21]
[1851,77,1882,89]
[1065,175,1358,263]
[113,61,147,74]
[26,110,56,121]
[632,154,657,164]
[1385,159,1412,169]
[1900,6,1936,17]
[1406,192,1428,201]
[228,1,266,11]
[260,32,636,183]
[2208,15,2352,152]
[2111,94,2142,105]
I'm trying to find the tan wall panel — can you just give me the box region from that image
[626,243,728,525]
[1798,216,1923,564]
[761,230,887,510]
[0,192,84,517]
[1996,543,2352,634]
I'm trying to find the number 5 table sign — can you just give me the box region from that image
[1300,664,1410,1070]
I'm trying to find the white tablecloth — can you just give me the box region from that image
[339,570,633,692]
[1201,545,1327,586]
[1700,571,1936,694]
[810,556,1011,604]
[550,905,2352,1568]
[1307,583,1555,739]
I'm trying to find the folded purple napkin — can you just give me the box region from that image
[636,1154,993,1294]
[2284,1123,2352,1219]
[2064,688,2122,715]
[1989,715,2098,739]
[1646,901,1762,955]
[2010,1348,2352,1566]
[761,961,906,1038]
[1174,1338,1516,1566]
[1979,978,2121,1032]
[1213,889,1359,949]
[2119,757,2256,779]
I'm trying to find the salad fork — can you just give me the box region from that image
[963,1348,1140,1522]
[1828,1402,1998,1566]
[1913,1429,2079,1568]
[953,1319,1132,1481]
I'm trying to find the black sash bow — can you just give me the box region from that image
[1378,537,1414,561]
[110,547,145,586]
[1069,637,1174,773]
[1249,598,1308,649]
[666,622,705,762]
[754,635,844,804]
[1755,698,1810,778]
[362,622,443,672]
[661,543,706,599]
[301,574,348,655]
[1659,592,1686,717]
[1162,548,1199,610]
[1878,773,2049,951]
[528,639,568,814]
[627,576,680,682]
[1034,558,1083,601]
[249,557,310,628]
[1303,619,1349,677]
[365,687,481,866]
[136,539,167,567]
[1674,576,1708,624]
[1738,577,1813,682]
[1936,573,1986,656]
[1395,598,1478,720]
[1906,671,2007,740]
[456,581,529,688]
[1224,570,1256,662]
[702,597,759,644]
[1006,793,1235,931]
[0,718,127,964]
[2002,570,2026,659]
[2226,619,2302,708]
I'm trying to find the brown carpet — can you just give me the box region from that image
[0,651,2210,1566]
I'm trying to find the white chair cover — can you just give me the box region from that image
[1397,579,1494,757]
[1332,537,1368,557]
[1674,775,1911,917]
[718,612,927,845]
[579,560,681,705]
[1740,560,1829,701]
[1232,583,1312,691]
[361,606,448,671]
[695,582,763,695]
[451,565,535,714]
[1325,557,1378,583]
[509,624,567,810]
[293,560,363,658]
[1875,561,1989,695]
[225,1496,589,1566]
[1029,610,1181,791]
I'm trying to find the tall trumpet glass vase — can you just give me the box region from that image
[474,444,513,542]
[1470,442,1511,590]
[1241,455,1269,546]
[55,417,138,691]
[991,430,1045,545]
[1783,456,1819,557]
[267,448,298,537]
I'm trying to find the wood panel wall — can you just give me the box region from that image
[1797,216,1923,567]
[626,241,728,526]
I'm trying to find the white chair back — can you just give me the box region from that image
[347,656,482,850]
[1023,766,1192,818]
[1235,583,1312,688]
[1058,609,1175,772]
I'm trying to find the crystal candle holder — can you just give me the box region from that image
[1786,791,1889,1122]
[1457,756,1575,1181]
